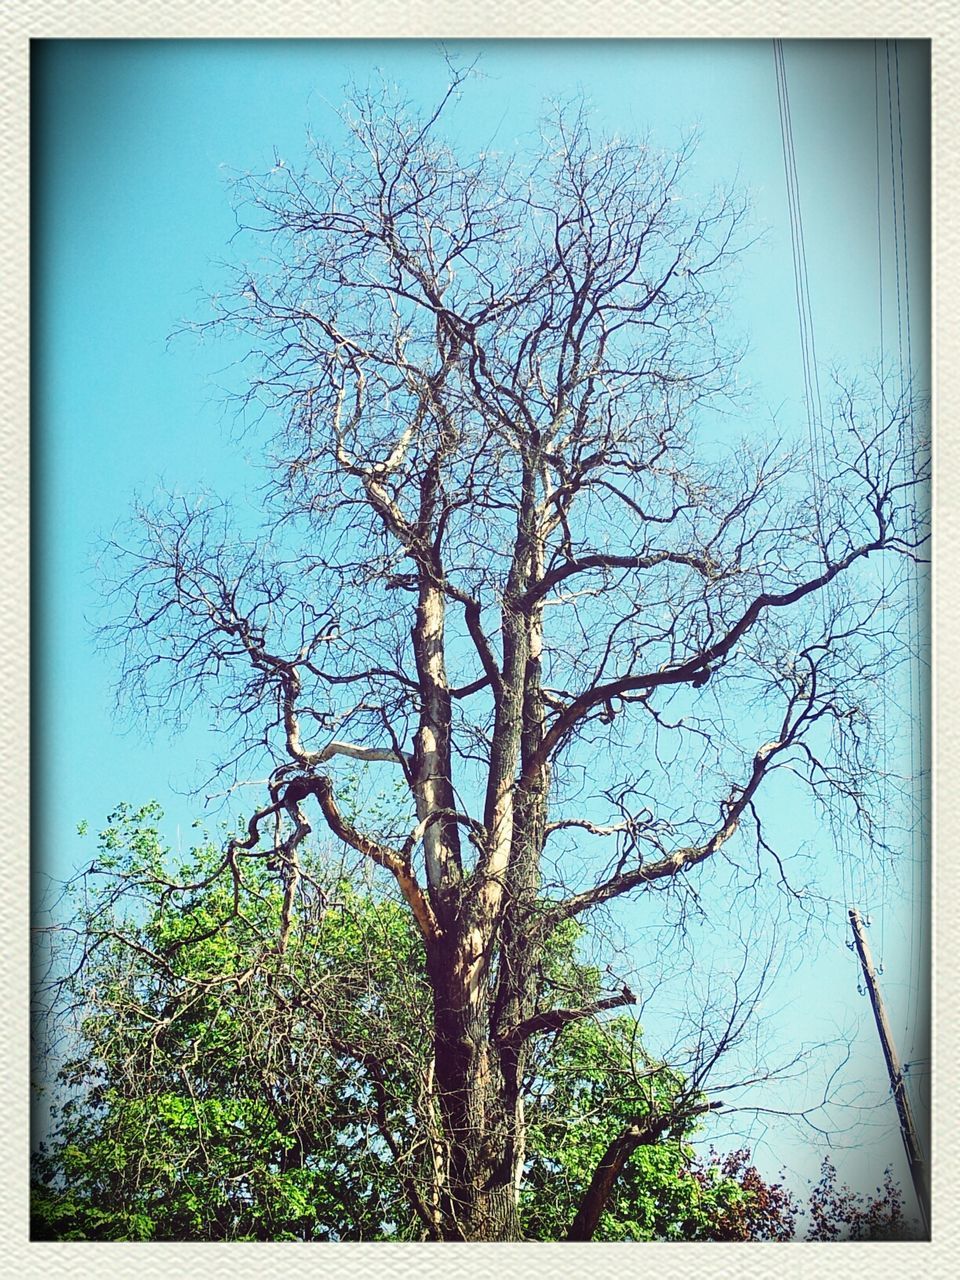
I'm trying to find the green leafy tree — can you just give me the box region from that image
[522,1015,746,1241]
[33,808,919,1241]
[685,1148,800,1241]
[34,805,751,1242]
[33,804,426,1240]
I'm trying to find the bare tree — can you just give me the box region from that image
[102,65,927,1241]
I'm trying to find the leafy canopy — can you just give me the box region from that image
[34,804,767,1242]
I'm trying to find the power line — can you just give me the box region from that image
[886,41,907,397]
[773,40,856,914]
[773,42,829,521]
[894,41,915,383]
[874,41,926,1051]
[888,40,926,1059]
[873,40,890,972]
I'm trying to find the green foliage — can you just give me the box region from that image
[32,804,914,1242]
[521,1013,751,1241]
[33,803,430,1241]
[682,1148,800,1241]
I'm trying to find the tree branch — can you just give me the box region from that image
[521,549,718,607]
[496,987,637,1049]
[529,535,889,775]
[544,817,629,839]
[330,1035,442,1240]
[566,1099,721,1241]
[536,734,787,934]
[306,776,442,945]
[311,739,412,768]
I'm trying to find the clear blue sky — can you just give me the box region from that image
[32,38,930,1223]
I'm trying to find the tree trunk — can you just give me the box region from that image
[566,1117,672,1241]
[429,937,522,1241]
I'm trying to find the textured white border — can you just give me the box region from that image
[3,3,954,1276]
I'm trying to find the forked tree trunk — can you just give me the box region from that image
[424,477,551,1241]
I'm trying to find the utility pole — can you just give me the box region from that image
[848,906,929,1235]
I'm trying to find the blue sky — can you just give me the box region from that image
[32,38,930,1223]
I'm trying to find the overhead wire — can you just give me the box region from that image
[876,39,926,1063]
[870,35,896,983]
[775,41,925,1047]
[875,35,901,983]
[773,41,829,521]
[890,42,921,1049]
[892,39,926,1061]
[886,41,907,404]
[773,46,928,1212]
[894,42,915,382]
[773,40,856,915]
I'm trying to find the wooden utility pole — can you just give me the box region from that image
[848,907,929,1235]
